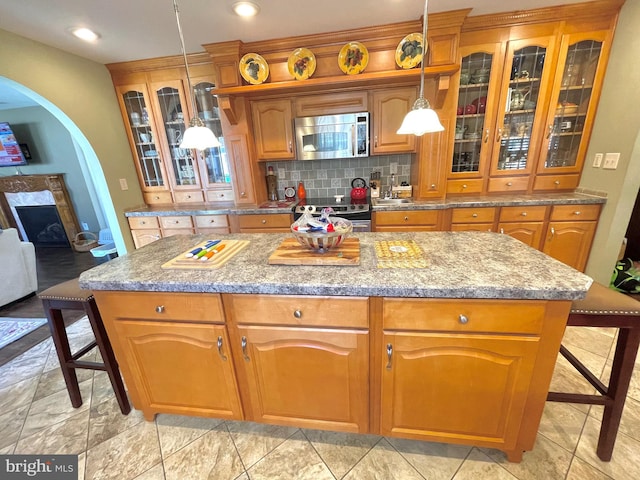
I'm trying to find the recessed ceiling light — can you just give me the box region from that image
[68,27,101,42]
[233,2,260,17]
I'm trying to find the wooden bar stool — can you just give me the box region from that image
[38,278,130,415]
[547,282,640,461]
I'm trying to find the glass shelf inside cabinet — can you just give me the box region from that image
[497,45,546,171]
[453,51,493,174]
[194,82,232,187]
[544,39,602,169]
[122,90,164,188]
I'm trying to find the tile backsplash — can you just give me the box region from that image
[267,154,412,199]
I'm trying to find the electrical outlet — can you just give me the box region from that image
[593,153,603,168]
[119,178,129,190]
[81,222,89,231]
[390,162,398,174]
[603,152,620,170]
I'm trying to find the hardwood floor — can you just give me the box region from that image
[0,246,108,365]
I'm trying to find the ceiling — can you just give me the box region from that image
[0,0,587,109]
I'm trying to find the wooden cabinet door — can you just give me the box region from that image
[542,220,597,271]
[236,325,369,433]
[499,221,545,249]
[371,88,417,154]
[113,320,243,420]
[226,134,257,204]
[131,229,161,249]
[381,331,539,450]
[251,99,295,160]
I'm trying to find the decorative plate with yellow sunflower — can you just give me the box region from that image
[395,33,424,69]
[338,42,369,75]
[287,48,317,81]
[239,53,269,85]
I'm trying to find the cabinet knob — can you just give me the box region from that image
[404,216,409,221]
[141,221,146,225]
[459,314,469,324]
[431,184,436,189]
[154,196,160,200]
[500,228,505,234]
[554,180,560,186]
[240,192,246,197]
[175,220,179,224]
[574,211,581,216]
[220,194,225,198]
[293,310,302,319]
[155,305,165,314]
[521,212,527,216]
[472,213,478,218]
[462,184,467,189]
[187,195,191,199]
[261,219,267,224]
[209,219,216,224]
[506,182,513,187]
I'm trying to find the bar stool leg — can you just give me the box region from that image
[43,300,82,408]
[597,328,640,461]
[85,300,131,415]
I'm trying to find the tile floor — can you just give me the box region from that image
[1,318,640,480]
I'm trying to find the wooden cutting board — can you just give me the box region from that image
[268,237,360,266]
[162,239,250,270]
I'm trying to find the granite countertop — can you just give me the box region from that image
[124,191,605,216]
[79,232,592,300]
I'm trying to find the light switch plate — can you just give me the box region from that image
[603,152,620,170]
[119,178,129,190]
[593,153,603,168]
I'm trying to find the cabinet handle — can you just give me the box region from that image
[217,336,227,361]
[175,220,179,224]
[293,310,302,319]
[574,211,581,216]
[155,305,165,314]
[375,135,378,148]
[187,195,191,199]
[210,219,215,224]
[459,314,469,324]
[496,128,502,143]
[220,193,225,198]
[521,212,527,216]
[261,219,267,224]
[472,213,478,218]
[386,344,393,370]
[141,221,146,225]
[430,184,436,189]
[500,228,505,234]
[554,180,560,186]
[547,124,554,139]
[241,336,250,361]
[289,141,292,153]
[550,227,555,239]
[462,184,467,189]
[240,192,246,197]
[484,129,490,143]
[404,216,409,221]
[506,182,513,187]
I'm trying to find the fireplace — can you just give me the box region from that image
[15,205,70,247]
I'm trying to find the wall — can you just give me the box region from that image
[580,0,640,284]
[0,106,100,233]
[0,29,144,253]
[268,155,411,199]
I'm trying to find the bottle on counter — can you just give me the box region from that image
[297,181,306,201]
[266,166,278,201]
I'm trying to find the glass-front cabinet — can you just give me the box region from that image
[536,32,609,185]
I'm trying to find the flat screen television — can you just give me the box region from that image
[0,122,28,167]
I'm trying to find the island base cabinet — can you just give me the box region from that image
[232,325,369,433]
[381,332,539,459]
[111,320,243,421]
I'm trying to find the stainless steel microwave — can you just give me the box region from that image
[294,112,369,160]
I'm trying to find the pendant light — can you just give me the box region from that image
[396,0,444,136]
[173,0,220,150]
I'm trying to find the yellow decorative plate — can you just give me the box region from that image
[239,53,269,85]
[338,42,369,75]
[395,33,424,69]
[288,48,317,81]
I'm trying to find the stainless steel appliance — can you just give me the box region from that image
[294,112,369,160]
[293,197,371,232]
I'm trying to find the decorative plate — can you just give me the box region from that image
[239,53,269,85]
[395,33,424,69]
[338,42,369,75]
[287,48,317,81]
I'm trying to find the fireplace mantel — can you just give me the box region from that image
[0,174,80,244]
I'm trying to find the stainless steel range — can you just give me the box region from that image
[293,197,371,232]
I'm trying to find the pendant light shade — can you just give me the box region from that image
[397,0,444,136]
[173,0,219,150]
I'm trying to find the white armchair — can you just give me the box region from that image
[0,228,38,308]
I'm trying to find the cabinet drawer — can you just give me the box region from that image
[227,294,368,328]
[94,291,225,323]
[173,191,204,203]
[382,298,546,334]
[238,214,292,229]
[446,179,484,195]
[487,176,529,193]
[144,192,173,205]
[550,204,600,222]
[375,210,439,226]
[294,91,368,117]
[195,215,229,229]
[128,216,160,230]
[451,207,496,224]
[206,189,234,202]
[499,205,548,222]
[533,174,580,192]
[159,215,194,229]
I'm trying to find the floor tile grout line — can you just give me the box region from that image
[336,435,388,480]
[448,446,475,480]
[298,428,339,480]
[222,420,251,479]
[382,436,430,480]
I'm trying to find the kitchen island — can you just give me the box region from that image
[80,232,592,462]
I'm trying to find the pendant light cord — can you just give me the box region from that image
[419,0,428,101]
[173,0,198,119]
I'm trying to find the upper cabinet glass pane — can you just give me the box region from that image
[545,40,602,169]
[498,46,547,171]
[453,52,493,174]
[122,90,164,188]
